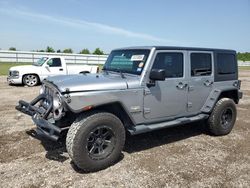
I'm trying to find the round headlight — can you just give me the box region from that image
[53,93,63,120]
[53,93,62,109]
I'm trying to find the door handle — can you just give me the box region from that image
[176,82,188,89]
[204,80,213,86]
[59,68,63,71]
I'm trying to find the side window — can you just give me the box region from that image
[191,53,212,76]
[217,53,236,74]
[152,52,183,78]
[47,58,62,67]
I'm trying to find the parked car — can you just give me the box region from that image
[7,56,99,86]
[16,46,243,172]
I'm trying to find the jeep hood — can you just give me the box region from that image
[45,73,139,92]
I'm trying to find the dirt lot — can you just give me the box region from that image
[0,72,249,188]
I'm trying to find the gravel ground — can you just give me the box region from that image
[0,72,249,188]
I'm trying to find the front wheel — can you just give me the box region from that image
[207,98,237,136]
[23,74,39,87]
[66,112,125,172]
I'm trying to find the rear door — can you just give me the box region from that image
[187,51,214,114]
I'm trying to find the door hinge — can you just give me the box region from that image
[144,89,151,96]
[187,102,192,108]
[188,85,194,91]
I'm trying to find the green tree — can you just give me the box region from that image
[38,50,45,52]
[237,52,250,62]
[46,46,55,53]
[79,48,90,54]
[93,48,104,55]
[57,49,61,53]
[63,48,73,53]
[9,47,16,51]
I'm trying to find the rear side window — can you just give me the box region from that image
[47,58,62,67]
[217,53,236,74]
[152,52,183,78]
[191,53,212,76]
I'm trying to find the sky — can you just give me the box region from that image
[0,0,249,53]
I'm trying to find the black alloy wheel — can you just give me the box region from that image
[87,126,115,160]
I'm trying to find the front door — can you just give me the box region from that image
[42,58,65,77]
[187,51,214,114]
[143,51,188,120]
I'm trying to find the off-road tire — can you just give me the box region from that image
[207,98,237,136]
[23,74,39,87]
[66,111,125,172]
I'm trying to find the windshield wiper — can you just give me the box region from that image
[103,67,125,78]
[112,68,125,78]
[102,67,109,75]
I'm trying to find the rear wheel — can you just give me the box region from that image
[207,98,237,136]
[66,112,125,172]
[23,74,39,87]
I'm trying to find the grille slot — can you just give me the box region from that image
[44,86,54,98]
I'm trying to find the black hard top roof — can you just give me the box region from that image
[114,46,236,53]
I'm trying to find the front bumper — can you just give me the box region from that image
[7,76,22,85]
[16,94,63,141]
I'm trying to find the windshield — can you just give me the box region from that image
[33,57,48,66]
[103,49,150,75]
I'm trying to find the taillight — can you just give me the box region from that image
[233,80,241,89]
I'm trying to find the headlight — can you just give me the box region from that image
[53,93,63,120]
[53,93,62,110]
[11,70,19,77]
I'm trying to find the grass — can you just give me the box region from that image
[239,66,250,70]
[0,62,31,75]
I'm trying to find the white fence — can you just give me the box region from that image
[0,50,250,66]
[238,61,250,66]
[0,50,108,65]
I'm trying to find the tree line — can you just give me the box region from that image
[6,47,250,61]
[8,46,105,55]
[237,52,250,62]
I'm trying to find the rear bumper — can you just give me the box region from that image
[238,91,243,99]
[16,94,63,141]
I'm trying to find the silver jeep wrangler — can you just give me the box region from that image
[16,46,243,171]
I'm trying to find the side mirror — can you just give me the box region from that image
[45,65,50,71]
[149,69,166,81]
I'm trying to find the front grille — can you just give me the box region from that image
[40,86,54,109]
[44,86,54,98]
[9,71,14,76]
[43,85,64,120]
[38,86,54,119]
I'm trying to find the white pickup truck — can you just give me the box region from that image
[7,56,99,86]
